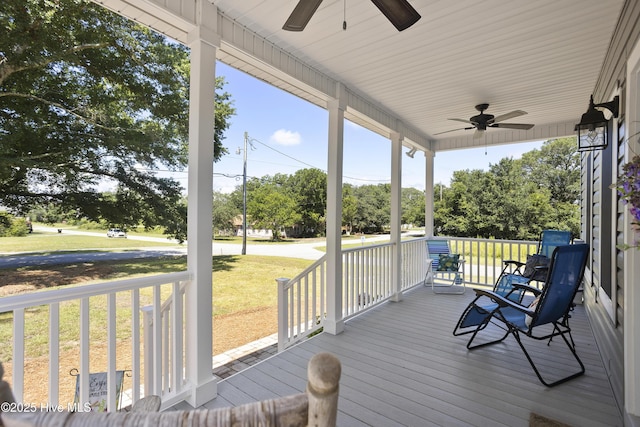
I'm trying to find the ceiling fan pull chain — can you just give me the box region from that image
[343,0,347,30]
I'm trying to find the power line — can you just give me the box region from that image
[247,135,391,183]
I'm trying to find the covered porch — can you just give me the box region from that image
[4,0,640,424]
[187,284,621,426]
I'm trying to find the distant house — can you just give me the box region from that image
[233,215,286,239]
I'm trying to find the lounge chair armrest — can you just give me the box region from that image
[472,288,531,313]
[503,259,525,268]
[512,283,542,296]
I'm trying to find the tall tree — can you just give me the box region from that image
[520,137,581,236]
[342,184,358,234]
[0,0,235,241]
[352,184,390,233]
[246,180,299,240]
[402,187,425,227]
[521,137,580,204]
[434,138,579,240]
[212,191,239,236]
[286,168,327,237]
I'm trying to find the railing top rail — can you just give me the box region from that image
[413,235,537,246]
[341,241,395,254]
[0,271,191,313]
[283,254,327,289]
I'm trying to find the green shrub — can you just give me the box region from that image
[0,212,30,237]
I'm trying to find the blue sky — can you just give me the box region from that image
[176,61,545,194]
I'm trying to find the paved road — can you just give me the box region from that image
[0,226,396,269]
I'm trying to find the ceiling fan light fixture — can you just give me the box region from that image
[283,0,323,31]
[370,0,421,31]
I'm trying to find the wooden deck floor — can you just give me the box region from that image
[195,285,622,426]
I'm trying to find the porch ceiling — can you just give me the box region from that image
[101,0,625,151]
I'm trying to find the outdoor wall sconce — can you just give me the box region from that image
[406,147,417,158]
[575,94,619,151]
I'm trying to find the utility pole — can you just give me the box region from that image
[241,131,248,255]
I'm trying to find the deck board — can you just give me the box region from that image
[201,285,622,426]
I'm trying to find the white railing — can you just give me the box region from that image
[342,242,394,318]
[276,235,538,350]
[445,237,538,286]
[141,279,188,408]
[277,239,429,351]
[0,271,190,411]
[276,256,327,352]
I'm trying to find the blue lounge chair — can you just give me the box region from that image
[456,244,589,387]
[453,272,531,336]
[503,230,572,282]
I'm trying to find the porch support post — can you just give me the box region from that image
[325,86,346,335]
[424,150,435,238]
[185,11,220,407]
[390,131,403,302]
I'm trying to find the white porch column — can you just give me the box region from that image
[325,90,346,335]
[185,20,220,407]
[424,150,435,238]
[390,132,403,302]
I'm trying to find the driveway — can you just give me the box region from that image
[0,226,399,268]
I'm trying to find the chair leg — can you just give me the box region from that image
[511,326,585,387]
[466,320,510,350]
[431,271,465,294]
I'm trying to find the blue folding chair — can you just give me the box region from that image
[456,244,589,387]
[503,229,572,283]
[425,238,465,294]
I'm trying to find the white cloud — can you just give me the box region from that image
[270,129,301,146]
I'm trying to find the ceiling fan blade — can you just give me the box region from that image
[491,110,527,124]
[433,127,473,136]
[448,118,475,124]
[490,123,535,130]
[283,0,323,31]
[370,0,421,31]
[473,129,485,139]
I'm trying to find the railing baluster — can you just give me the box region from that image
[162,307,169,393]
[131,289,140,403]
[320,262,325,324]
[172,281,183,394]
[80,297,90,407]
[152,287,161,395]
[311,269,317,333]
[107,293,117,412]
[304,275,309,333]
[13,308,25,401]
[49,303,59,406]
[298,277,303,334]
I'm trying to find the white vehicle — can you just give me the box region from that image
[107,228,127,238]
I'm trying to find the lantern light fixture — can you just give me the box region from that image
[575,95,619,151]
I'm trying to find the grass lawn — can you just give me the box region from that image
[0,231,180,254]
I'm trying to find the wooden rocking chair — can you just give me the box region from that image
[2,352,341,427]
